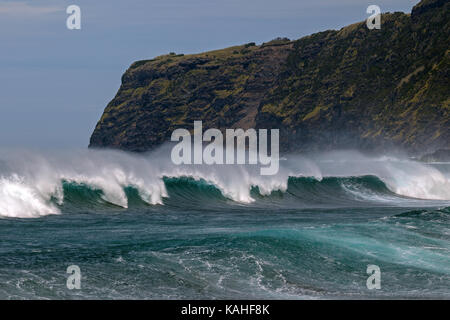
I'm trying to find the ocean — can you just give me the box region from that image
[0,149,449,299]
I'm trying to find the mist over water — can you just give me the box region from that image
[0,147,449,299]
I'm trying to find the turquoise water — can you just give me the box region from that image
[0,150,449,299]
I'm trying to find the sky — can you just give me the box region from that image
[0,0,419,148]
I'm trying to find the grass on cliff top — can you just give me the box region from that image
[128,39,295,71]
[129,43,260,70]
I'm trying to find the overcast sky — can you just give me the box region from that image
[0,0,419,148]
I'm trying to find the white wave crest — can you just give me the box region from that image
[0,174,60,218]
[316,151,450,201]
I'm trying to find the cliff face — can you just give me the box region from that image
[89,40,293,152]
[90,0,449,154]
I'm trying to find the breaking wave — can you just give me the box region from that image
[0,148,449,218]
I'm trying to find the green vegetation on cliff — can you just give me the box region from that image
[90,0,449,154]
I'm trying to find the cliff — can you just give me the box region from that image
[89,0,449,154]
